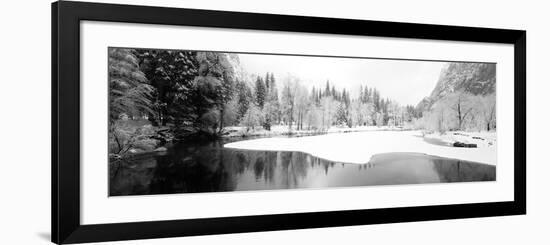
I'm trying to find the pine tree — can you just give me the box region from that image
[270,73,276,87]
[135,49,198,126]
[366,87,372,103]
[192,52,236,133]
[335,102,348,126]
[235,80,252,121]
[269,73,280,124]
[264,72,270,91]
[311,87,318,105]
[359,85,364,103]
[255,76,266,108]
[372,88,380,112]
[261,72,280,130]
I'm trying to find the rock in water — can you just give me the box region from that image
[453,142,477,148]
[154,146,168,152]
[128,148,143,153]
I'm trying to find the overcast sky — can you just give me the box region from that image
[238,53,446,106]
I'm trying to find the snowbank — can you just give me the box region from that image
[224,130,497,166]
[223,125,319,138]
[423,131,496,148]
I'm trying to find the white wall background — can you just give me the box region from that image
[0,0,546,244]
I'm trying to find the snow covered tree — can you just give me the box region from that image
[254,76,267,108]
[262,99,278,130]
[241,104,263,131]
[135,48,198,126]
[320,96,337,129]
[372,88,380,112]
[335,102,348,126]
[294,85,310,130]
[261,72,280,130]
[235,80,253,121]
[480,94,496,131]
[348,99,373,127]
[305,106,323,130]
[109,48,154,123]
[472,93,496,131]
[192,52,236,134]
[108,48,156,154]
[441,92,476,130]
[281,75,300,130]
[222,96,240,126]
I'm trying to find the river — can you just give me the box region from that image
[109,134,496,196]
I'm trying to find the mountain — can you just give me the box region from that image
[416,62,496,112]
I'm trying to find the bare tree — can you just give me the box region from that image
[294,85,310,130]
[240,104,262,132]
[443,92,476,130]
[475,93,496,131]
[281,75,300,131]
[320,96,337,130]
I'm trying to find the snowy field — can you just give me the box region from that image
[224,130,497,166]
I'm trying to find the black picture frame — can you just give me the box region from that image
[52,1,526,244]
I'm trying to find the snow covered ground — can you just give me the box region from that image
[224,130,497,166]
[423,131,496,148]
[224,125,404,138]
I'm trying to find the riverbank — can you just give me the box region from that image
[224,130,497,165]
[423,131,496,148]
[223,125,406,138]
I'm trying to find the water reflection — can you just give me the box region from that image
[109,139,496,196]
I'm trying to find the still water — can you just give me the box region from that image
[109,137,496,196]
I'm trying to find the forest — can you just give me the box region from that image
[108,48,496,157]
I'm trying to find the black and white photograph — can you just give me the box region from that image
[1,0,541,244]
[108,47,497,196]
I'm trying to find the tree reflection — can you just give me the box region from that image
[109,140,496,196]
[431,158,495,182]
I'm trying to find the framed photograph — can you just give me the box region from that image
[52,1,526,244]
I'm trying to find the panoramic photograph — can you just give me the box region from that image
[108,47,497,196]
